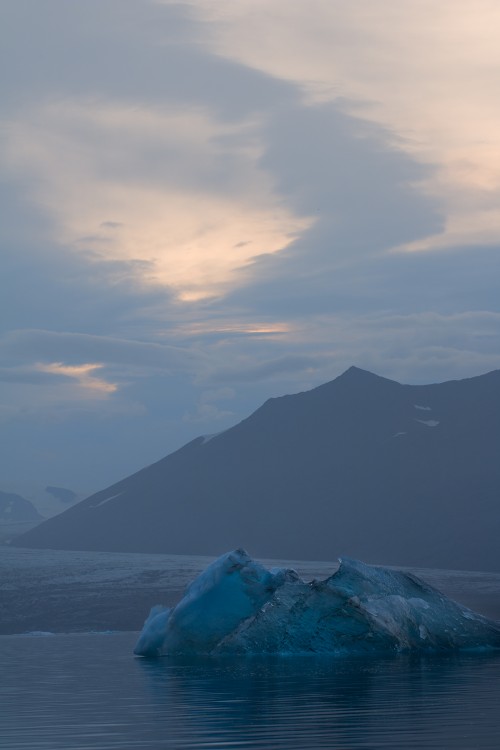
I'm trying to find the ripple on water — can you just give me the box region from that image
[1,632,500,749]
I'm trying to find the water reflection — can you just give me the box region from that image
[137,650,500,749]
[1,633,500,750]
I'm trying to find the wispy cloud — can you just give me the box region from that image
[1,99,312,301]
[207,353,324,384]
[172,320,292,338]
[0,329,205,372]
[176,0,500,254]
[35,362,117,395]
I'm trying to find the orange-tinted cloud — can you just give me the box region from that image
[1,100,312,301]
[35,362,117,395]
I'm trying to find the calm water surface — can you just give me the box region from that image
[1,632,500,749]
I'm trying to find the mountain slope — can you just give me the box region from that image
[15,367,500,570]
[0,491,43,524]
[0,491,44,541]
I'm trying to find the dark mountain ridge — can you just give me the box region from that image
[16,367,500,570]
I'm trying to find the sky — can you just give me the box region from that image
[2,0,500,498]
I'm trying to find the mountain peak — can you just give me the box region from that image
[327,366,400,390]
[15,367,500,571]
[340,365,395,380]
[341,365,377,378]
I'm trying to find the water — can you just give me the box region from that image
[1,632,500,749]
[3,546,500,634]
[0,547,345,634]
[2,547,500,748]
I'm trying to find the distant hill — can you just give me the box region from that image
[0,491,44,541]
[0,491,43,524]
[45,486,79,505]
[15,367,500,571]
[0,483,83,523]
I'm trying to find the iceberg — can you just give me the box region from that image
[134,549,500,657]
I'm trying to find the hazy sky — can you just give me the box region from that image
[2,0,500,496]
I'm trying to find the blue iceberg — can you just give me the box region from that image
[134,549,500,657]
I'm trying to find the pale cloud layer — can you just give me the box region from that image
[1,0,500,492]
[178,0,500,252]
[2,100,311,300]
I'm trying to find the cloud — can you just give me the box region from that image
[182,386,236,423]
[200,387,236,403]
[207,353,325,384]
[0,0,315,305]
[2,0,500,492]
[0,329,204,372]
[172,319,291,338]
[0,329,208,415]
[35,362,117,395]
[0,366,62,386]
[254,100,442,262]
[0,0,298,118]
[182,403,236,424]
[175,0,500,254]
[0,99,312,301]
[196,307,500,389]
[100,221,123,229]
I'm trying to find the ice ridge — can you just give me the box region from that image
[134,549,500,657]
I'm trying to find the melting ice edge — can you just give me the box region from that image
[134,549,500,657]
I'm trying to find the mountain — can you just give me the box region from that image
[0,483,83,522]
[0,491,44,541]
[45,486,79,505]
[15,367,500,571]
[0,491,44,524]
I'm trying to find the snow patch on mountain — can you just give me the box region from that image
[92,492,124,508]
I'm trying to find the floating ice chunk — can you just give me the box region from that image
[414,405,432,411]
[134,551,500,657]
[134,549,288,656]
[134,605,171,657]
